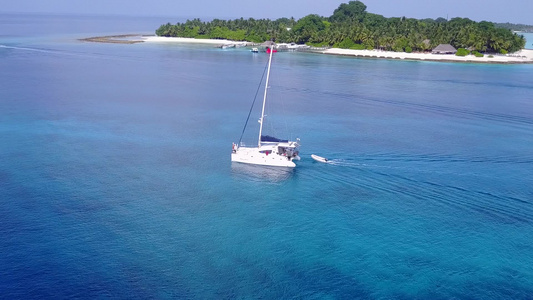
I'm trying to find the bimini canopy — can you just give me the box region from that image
[261,135,288,143]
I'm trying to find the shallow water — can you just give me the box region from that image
[522,32,533,49]
[1,13,532,299]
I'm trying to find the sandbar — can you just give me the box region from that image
[80,34,147,44]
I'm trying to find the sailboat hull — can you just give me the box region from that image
[231,146,297,168]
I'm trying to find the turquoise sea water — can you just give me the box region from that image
[522,32,533,49]
[1,14,533,299]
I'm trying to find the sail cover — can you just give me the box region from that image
[261,135,288,143]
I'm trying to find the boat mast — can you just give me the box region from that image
[258,46,274,147]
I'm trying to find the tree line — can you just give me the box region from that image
[494,22,533,33]
[155,1,526,53]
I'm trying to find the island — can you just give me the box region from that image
[151,1,532,63]
[81,1,532,63]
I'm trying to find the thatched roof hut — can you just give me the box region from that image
[432,44,457,54]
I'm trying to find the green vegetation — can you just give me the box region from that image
[156,1,526,53]
[334,38,366,49]
[494,22,533,33]
[156,18,289,43]
[456,48,470,56]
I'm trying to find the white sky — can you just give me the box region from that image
[2,0,532,24]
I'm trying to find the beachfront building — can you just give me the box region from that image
[432,44,457,54]
[276,42,311,51]
[261,41,276,47]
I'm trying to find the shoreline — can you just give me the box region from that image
[143,36,238,45]
[82,35,533,64]
[321,48,533,64]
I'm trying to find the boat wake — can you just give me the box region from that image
[0,44,64,54]
[304,154,533,226]
[310,156,371,168]
[322,159,360,167]
[0,44,142,62]
[307,155,521,183]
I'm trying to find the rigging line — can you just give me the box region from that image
[238,57,269,146]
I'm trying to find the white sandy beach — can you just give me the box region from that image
[144,36,237,45]
[322,48,533,63]
[143,36,533,64]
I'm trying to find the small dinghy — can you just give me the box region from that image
[311,154,328,163]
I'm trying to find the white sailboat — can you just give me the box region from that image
[231,48,300,167]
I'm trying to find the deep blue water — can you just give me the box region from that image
[1,14,533,299]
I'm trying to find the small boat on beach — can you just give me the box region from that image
[266,47,278,54]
